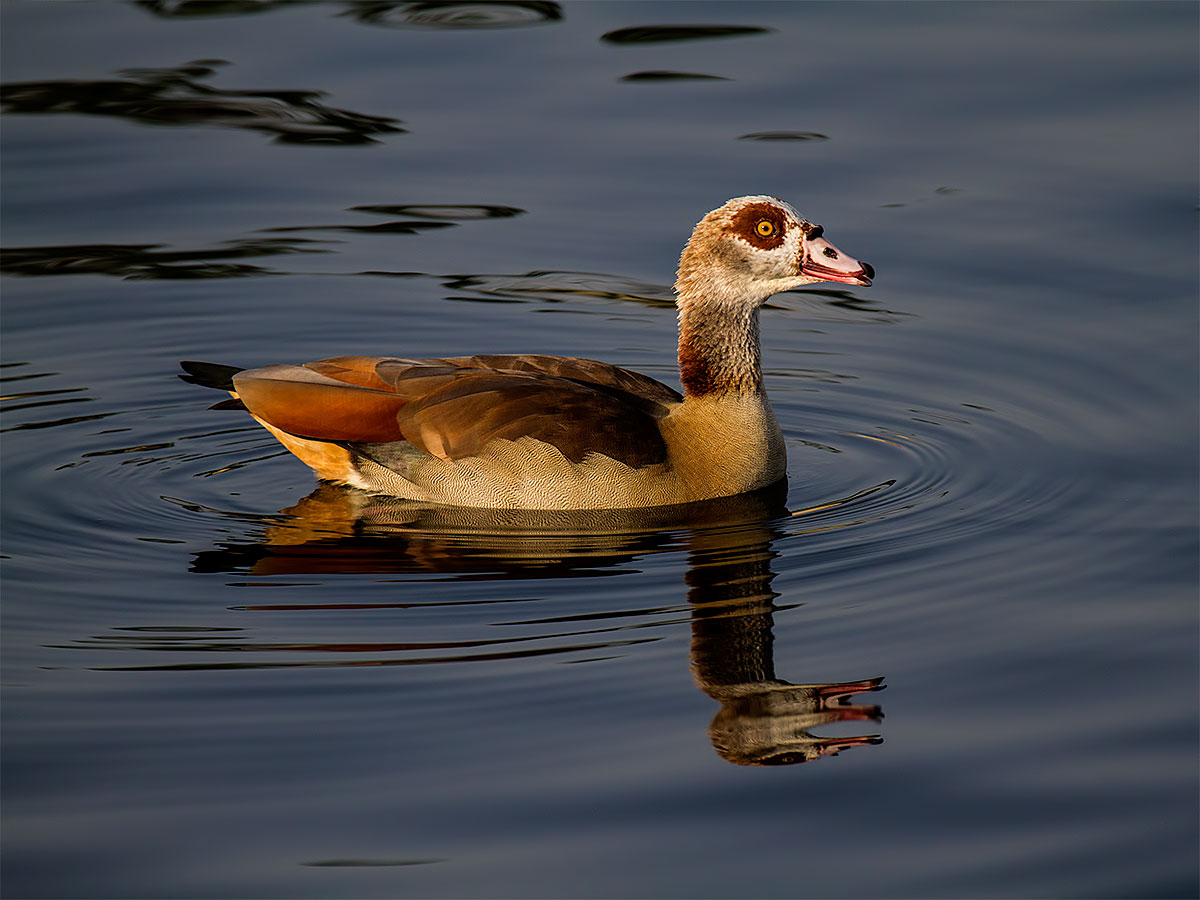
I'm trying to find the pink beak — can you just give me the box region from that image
[800,226,874,287]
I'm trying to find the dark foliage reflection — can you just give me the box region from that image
[348,204,524,220]
[257,201,523,235]
[132,0,563,29]
[340,1,562,29]
[0,238,330,279]
[601,25,771,44]
[0,60,402,144]
[738,131,830,142]
[621,71,731,83]
[133,0,309,16]
[0,207,526,279]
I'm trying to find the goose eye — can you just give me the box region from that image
[755,220,776,237]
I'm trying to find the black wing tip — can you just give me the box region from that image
[179,360,244,391]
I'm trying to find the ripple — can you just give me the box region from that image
[134,0,305,16]
[11,276,1088,700]
[76,637,661,671]
[1,206,526,280]
[347,204,524,220]
[779,388,1077,572]
[256,202,523,237]
[169,484,784,579]
[621,71,730,83]
[0,60,402,145]
[0,387,90,413]
[602,25,771,44]
[343,1,562,29]
[0,362,57,383]
[56,475,887,766]
[302,858,443,868]
[0,238,331,279]
[768,287,908,324]
[0,368,112,434]
[738,131,830,142]
[363,268,891,320]
[426,270,676,306]
[260,221,457,236]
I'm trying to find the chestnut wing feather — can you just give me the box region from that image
[395,373,670,466]
[232,364,408,443]
[437,354,682,408]
[233,355,678,468]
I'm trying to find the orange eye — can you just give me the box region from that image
[755,220,776,237]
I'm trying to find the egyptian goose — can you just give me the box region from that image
[181,196,873,510]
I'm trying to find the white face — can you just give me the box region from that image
[683,195,873,303]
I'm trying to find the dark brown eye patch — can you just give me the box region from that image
[729,202,788,249]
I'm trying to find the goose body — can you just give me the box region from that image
[182,196,872,510]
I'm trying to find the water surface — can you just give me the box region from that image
[2,2,1197,898]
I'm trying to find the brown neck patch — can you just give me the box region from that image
[678,305,763,398]
[679,342,724,397]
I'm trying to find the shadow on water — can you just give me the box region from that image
[69,481,886,767]
[0,59,402,145]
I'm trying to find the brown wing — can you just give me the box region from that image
[231,362,408,443]
[230,354,679,468]
[434,354,682,408]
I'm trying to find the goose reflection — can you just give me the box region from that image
[682,506,884,766]
[187,480,884,766]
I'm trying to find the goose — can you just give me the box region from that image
[181,196,873,510]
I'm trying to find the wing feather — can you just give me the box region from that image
[228,355,679,468]
[232,365,407,443]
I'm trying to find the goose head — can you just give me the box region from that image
[675,195,873,307]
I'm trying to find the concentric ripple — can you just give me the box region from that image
[2,272,1107,719]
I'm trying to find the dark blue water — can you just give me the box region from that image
[2,2,1197,897]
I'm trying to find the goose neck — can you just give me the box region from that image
[676,298,764,399]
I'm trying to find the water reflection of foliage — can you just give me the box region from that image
[0,238,331,279]
[0,242,896,327]
[133,0,564,28]
[348,204,524,220]
[133,0,307,15]
[621,71,731,83]
[0,60,402,145]
[602,25,771,44]
[0,206,530,279]
[257,203,524,236]
[425,270,903,324]
[340,1,562,29]
[738,131,830,142]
